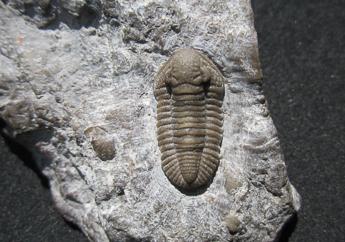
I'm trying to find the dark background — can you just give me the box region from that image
[1,0,344,241]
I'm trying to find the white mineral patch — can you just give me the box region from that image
[0,1,300,241]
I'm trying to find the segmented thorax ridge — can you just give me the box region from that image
[154,48,224,190]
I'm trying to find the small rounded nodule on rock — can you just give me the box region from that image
[224,213,241,235]
[91,137,116,161]
[154,48,225,191]
[84,126,116,161]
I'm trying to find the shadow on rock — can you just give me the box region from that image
[0,119,49,188]
[275,213,298,242]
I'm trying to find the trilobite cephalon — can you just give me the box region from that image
[154,48,225,190]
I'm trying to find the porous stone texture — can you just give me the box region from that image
[0,1,300,241]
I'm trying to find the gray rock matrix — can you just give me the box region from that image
[0,1,300,241]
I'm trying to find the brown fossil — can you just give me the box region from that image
[154,48,225,190]
[84,126,116,161]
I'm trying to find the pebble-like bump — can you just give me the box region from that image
[84,126,116,161]
[224,213,241,235]
[154,48,225,190]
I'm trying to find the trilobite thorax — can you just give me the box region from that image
[154,48,224,190]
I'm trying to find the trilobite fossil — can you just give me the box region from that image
[154,48,225,190]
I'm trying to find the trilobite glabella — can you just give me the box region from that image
[154,48,225,190]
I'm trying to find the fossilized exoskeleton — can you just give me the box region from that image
[154,48,225,190]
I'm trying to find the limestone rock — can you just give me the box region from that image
[0,1,300,241]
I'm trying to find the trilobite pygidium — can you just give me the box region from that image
[154,48,225,190]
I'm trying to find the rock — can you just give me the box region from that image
[0,1,300,241]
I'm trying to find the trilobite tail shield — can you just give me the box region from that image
[154,48,224,191]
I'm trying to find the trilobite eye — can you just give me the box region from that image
[166,83,172,95]
[168,75,179,87]
[203,79,211,93]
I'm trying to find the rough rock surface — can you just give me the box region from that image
[0,1,300,241]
